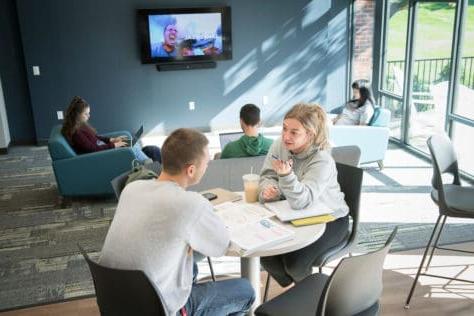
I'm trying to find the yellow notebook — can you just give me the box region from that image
[291,214,336,227]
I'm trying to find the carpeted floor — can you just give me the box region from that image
[0,145,473,311]
[0,146,114,311]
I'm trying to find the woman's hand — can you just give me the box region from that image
[110,136,127,143]
[271,159,293,176]
[261,185,280,201]
[113,141,128,148]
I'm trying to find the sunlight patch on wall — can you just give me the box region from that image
[211,50,325,131]
[302,0,331,29]
[262,35,279,62]
[223,49,258,95]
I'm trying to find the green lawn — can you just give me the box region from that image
[386,3,474,61]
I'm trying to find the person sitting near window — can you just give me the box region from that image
[61,96,161,164]
[333,79,375,126]
[220,104,273,159]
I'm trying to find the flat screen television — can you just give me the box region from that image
[138,7,232,64]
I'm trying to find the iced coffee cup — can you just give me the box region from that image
[242,174,260,203]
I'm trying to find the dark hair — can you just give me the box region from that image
[61,96,94,142]
[351,79,370,90]
[240,104,261,126]
[351,79,375,108]
[161,128,209,175]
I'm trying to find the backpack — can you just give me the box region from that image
[125,160,158,186]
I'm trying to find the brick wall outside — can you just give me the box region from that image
[352,0,375,82]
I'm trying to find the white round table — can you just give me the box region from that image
[224,199,326,315]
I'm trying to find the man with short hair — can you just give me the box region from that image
[100,128,255,315]
[221,104,273,159]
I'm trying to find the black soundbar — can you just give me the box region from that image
[156,61,216,71]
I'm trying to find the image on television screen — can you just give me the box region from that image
[148,13,223,59]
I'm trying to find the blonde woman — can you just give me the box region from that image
[259,103,349,286]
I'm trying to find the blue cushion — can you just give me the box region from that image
[48,125,76,160]
[369,108,391,127]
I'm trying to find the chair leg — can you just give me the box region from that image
[263,273,271,302]
[207,257,216,282]
[425,215,447,271]
[405,215,443,308]
[377,160,384,170]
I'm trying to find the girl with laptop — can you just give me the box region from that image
[61,96,160,164]
[259,103,349,286]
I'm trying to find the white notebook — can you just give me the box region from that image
[230,218,294,256]
[264,200,334,222]
[214,202,294,256]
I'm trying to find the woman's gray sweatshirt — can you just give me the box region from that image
[259,138,349,219]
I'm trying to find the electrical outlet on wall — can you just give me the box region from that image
[57,111,64,120]
[189,101,195,111]
[33,66,40,76]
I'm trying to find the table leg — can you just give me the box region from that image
[241,257,261,315]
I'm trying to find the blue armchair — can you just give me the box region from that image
[329,108,391,169]
[48,125,136,197]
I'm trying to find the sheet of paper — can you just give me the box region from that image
[214,202,274,231]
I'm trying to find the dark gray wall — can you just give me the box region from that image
[15,0,350,141]
[0,0,36,143]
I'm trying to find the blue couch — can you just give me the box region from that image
[48,125,136,197]
[329,108,391,168]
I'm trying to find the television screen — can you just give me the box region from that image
[138,7,232,64]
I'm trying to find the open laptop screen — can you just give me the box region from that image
[219,131,244,150]
[131,125,144,146]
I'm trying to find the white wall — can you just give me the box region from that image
[0,74,11,149]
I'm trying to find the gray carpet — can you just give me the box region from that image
[0,146,115,311]
[0,146,473,311]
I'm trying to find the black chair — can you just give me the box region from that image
[78,244,167,316]
[263,162,364,301]
[405,134,474,308]
[256,227,397,316]
[110,170,130,199]
[110,163,217,283]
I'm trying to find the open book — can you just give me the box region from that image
[264,200,334,222]
[214,202,295,256]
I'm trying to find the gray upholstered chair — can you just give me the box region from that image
[256,227,397,316]
[330,145,361,167]
[189,155,266,192]
[405,134,474,308]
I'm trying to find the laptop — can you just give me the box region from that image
[126,125,144,146]
[219,131,244,150]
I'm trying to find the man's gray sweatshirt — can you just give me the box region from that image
[100,180,230,315]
